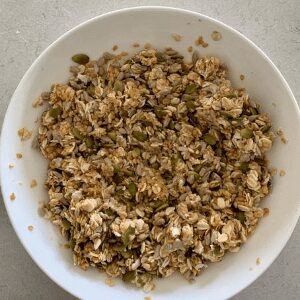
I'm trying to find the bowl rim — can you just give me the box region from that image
[1,5,300,300]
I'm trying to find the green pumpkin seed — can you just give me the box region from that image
[113,80,124,92]
[155,203,169,212]
[240,128,253,139]
[226,94,236,99]
[71,53,90,64]
[84,136,94,148]
[151,162,160,170]
[185,84,197,94]
[86,85,95,96]
[194,164,202,173]
[154,107,166,119]
[236,211,246,223]
[239,162,249,173]
[203,134,217,145]
[49,106,62,119]
[122,226,135,246]
[186,101,196,110]
[71,128,85,140]
[62,219,71,230]
[219,111,233,119]
[128,182,137,197]
[250,107,258,115]
[182,94,195,101]
[123,169,134,176]
[261,125,271,133]
[132,147,141,157]
[168,120,175,129]
[132,131,147,142]
[108,132,117,142]
[122,271,136,283]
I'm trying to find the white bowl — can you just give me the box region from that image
[1,6,300,300]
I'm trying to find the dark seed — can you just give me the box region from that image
[71,53,90,64]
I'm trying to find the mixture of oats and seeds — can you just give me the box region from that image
[37,48,274,291]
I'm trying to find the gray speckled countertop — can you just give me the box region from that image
[0,1,299,299]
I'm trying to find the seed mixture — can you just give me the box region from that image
[37,47,274,291]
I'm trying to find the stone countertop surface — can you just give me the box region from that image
[0,0,299,299]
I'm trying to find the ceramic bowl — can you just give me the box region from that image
[1,6,300,300]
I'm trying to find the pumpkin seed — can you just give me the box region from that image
[71,53,90,64]
[62,219,71,230]
[71,128,84,140]
[113,80,124,92]
[128,182,137,197]
[250,107,258,115]
[240,128,253,139]
[154,107,166,119]
[203,134,217,145]
[122,270,136,283]
[122,226,135,246]
[236,211,246,223]
[239,162,249,173]
[49,106,62,119]
[185,84,197,94]
[261,125,271,133]
[132,131,147,142]
[84,136,94,148]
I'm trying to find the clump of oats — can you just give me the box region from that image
[30,179,38,188]
[211,31,222,41]
[132,42,140,48]
[105,277,115,287]
[187,46,193,53]
[16,152,23,159]
[32,95,44,108]
[240,74,245,80]
[112,45,118,51]
[279,169,286,176]
[171,33,182,42]
[276,128,288,144]
[18,127,32,141]
[10,192,16,201]
[195,36,209,48]
[37,48,274,291]
[27,225,34,232]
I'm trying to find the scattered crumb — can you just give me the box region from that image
[263,207,270,216]
[256,257,261,265]
[132,42,140,48]
[272,102,276,107]
[195,36,209,48]
[144,297,152,300]
[27,225,34,232]
[279,169,286,177]
[249,267,253,271]
[16,152,23,159]
[276,128,288,144]
[171,33,182,42]
[187,46,193,53]
[32,95,43,108]
[18,182,22,186]
[64,243,71,249]
[211,30,222,41]
[8,163,15,169]
[144,42,152,49]
[240,74,245,80]
[30,179,38,188]
[37,206,46,217]
[112,45,118,51]
[105,277,115,287]
[186,22,191,25]
[270,167,278,176]
[17,127,32,141]
[9,192,16,201]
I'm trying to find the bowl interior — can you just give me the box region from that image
[1,7,300,300]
